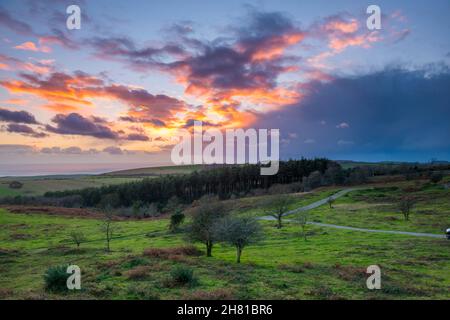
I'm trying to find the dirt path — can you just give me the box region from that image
[259,188,446,239]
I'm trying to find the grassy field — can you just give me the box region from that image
[103,165,203,177]
[0,177,449,300]
[298,179,450,234]
[0,176,143,197]
[0,165,204,197]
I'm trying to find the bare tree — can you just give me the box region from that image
[327,197,335,209]
[215,216,262,263]
[296,213,308,241]
[69,231,86,249]
[263,194,296,229]
[101,209,117,252]
[399,196,415,221]
[187,197,227,257]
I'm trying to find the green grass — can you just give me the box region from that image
[0,176,143,196]
[298,182,450,234]
[0,185,21,197]
[1,175,449,300]
[231,188,339,218]
[0,164,205,197]
[103,164,202,177]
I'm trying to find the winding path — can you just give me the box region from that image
[259,188,446,239]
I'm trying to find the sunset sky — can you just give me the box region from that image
[0,0,449,175]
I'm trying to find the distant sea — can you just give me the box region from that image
[0,162,168,177]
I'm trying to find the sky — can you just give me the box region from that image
[0,0,449,175]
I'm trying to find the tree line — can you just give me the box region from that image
[1,159,447,210]
[43,158,333,208]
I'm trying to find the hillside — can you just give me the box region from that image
[103,164,204,177]
[0,175,449,299]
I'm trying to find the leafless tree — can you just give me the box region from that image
[69,231,86,249]
[327,197,335,209]
[296,213,308,241]
[101,209,117,252]
[399,196,415,221]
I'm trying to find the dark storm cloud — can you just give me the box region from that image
[87,36,185,69]
[87,9,303,97]
[4,123,48,138]
[45,113,119,139]
[256,65,450,160]
[166,10,304,94]
[44,112,150,141]
[126,133,150,141]
[103,146,123,155]
[104,85,187,119]
[0,108,39,124]
[119,116,166,127]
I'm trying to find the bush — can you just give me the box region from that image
[69,230,86,249]
[169,209,185,232]
[144,246,202,259]
[44,265,69,292]
[430,172,443,184]
[122,257,149,269]
[125,266,150,280]
[170,265,197,286]
[8,181,23,189]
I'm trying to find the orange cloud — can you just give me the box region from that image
[14,41,51,53]
[0,54,52,74]
[3,98,29,105]
[325,19,359,34]
[246,32,304,62]
[329,31,381,52]
[0,71,194,131]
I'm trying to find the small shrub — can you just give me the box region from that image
[278,264,305,273]
[8,181,23,189]
[44,265,69,292]
[88,283,114,297]
[69,230,86,249]
[169,265,197,286]
[333,264,366,282]
[122,257,149,269]
[169,209,185,232]
[183,288,235,300]
[125,266,150,280]
[143,246,202,259]
[127,284,160,300]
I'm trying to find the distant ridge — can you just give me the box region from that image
[103,164,203,177]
